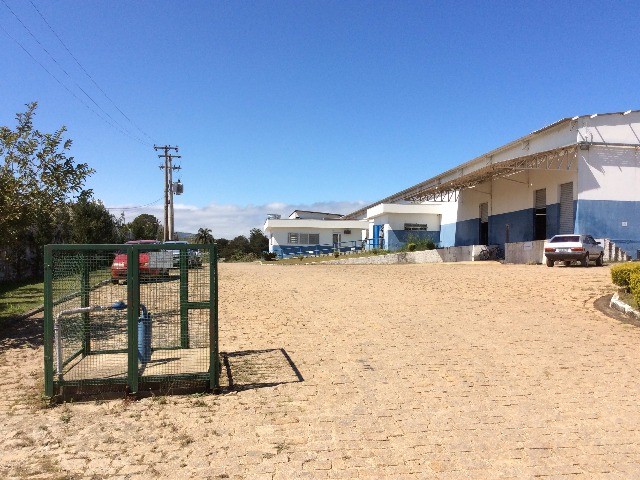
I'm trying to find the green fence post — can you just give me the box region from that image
[179,247,190,348]
[81,253,91,356]
[127,246,140,394]
[209,245,219,391]
[43,245,54,397]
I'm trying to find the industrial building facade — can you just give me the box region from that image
[346,110,640,257]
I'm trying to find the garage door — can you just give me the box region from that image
[559,182,574,234]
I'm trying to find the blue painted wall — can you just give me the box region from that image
[576,199,640,257]
[454,218,480,246]
[446,202,566,246]
[546,203,560,239]
[489,208,534,245]
[387,230,440,251]
[272,243,364,258]
[440,223,456,247]
[399,199,639,252]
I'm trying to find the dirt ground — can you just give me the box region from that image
[1,261,639,479]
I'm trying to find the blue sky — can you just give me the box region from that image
[2,1,638,238]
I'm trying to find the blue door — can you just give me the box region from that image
[373,225,381,248]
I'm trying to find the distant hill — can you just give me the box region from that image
[175,232,195,241]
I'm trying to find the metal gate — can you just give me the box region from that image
[43,243,219,398]
[559,182,574,234]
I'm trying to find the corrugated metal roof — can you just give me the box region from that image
[344,109,639,219]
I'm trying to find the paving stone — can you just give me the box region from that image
[2,263,640,478]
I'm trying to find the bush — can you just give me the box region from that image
[333,251,340,258]
[229,252,259,263]
[261,252,277,261]
[401,236,437,252]
[610,262,640,287]
[630,272,640,306]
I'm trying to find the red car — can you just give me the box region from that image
[111,240,173,281]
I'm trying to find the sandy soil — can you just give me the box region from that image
[1,261,639,479]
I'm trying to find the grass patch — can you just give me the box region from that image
[0,279,44,322]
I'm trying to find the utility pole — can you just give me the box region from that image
[154,145,182,241]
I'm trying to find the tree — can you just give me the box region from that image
[219,235,249,259]
[194,227,214,244]
[128,214,161,240]
[215,238,229,257]
[248,228,269,255]
[0,102,93,278]
[68,191,119,244]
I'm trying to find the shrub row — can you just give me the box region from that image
[611,262,640,306]
[400,237,437,252]
[610,262,640,288]
[630,272,640,307]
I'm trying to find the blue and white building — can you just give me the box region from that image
[264,211,368,258]
[346,110,640,256]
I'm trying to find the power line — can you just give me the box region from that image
[28,0,156,145]
[0,22,100,118]
[1,0,151,146]
[105,196,164,211]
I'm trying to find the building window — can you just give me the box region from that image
[288,233,320,244]
[404,223,428,231]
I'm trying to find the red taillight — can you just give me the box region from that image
[570,247,585,251]
[544,247,555,252]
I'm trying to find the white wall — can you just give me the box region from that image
[266,221,367,249]
[455,168,578,222]
[367,213,441,237]
[576,111,640,145]
[365,203,443,240]
[439,201,459,226]
[578,146,640,200]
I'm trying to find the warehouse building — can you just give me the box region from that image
[346,110,640,257]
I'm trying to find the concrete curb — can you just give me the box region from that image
[610,292,640,318]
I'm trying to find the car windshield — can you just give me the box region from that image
[550,235,580,243]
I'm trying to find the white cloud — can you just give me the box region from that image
[109,200,369,239]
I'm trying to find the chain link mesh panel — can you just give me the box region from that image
[44,244,218,397]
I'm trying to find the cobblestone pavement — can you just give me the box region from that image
[1,262,639,479]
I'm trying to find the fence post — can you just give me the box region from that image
[179,246,190,348]
[81,253,91,356]
[127,246,140,394]
[43,245,54,397]
[209,245,220,391]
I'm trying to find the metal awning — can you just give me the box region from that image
[345,145,578,218]
[404,145,578,202]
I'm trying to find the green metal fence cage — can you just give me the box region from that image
[43,243,219,398]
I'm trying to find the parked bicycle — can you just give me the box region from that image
[476,245,504,261]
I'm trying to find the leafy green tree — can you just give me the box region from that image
[68,191,119,244]
[249,228,269,255]
[0,102,93,278]
[194,227,214,244]
[215,238,229,257]
[128,214,161,240]
[229,235,250,253]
